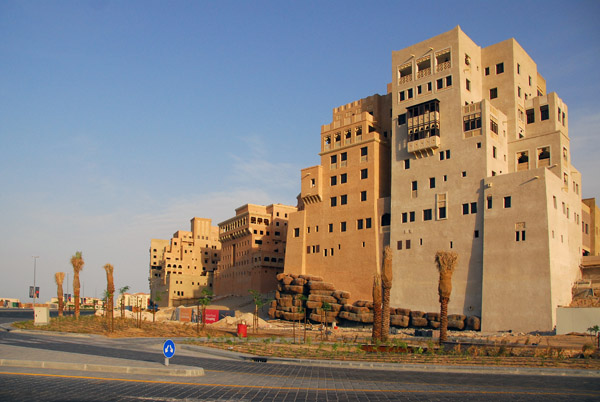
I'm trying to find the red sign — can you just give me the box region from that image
[178,308,193,322]
[204,309,220,324]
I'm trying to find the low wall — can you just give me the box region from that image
[556,307,600,334]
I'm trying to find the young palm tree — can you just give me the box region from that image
[54,272,65,317]
[118,285,130,318]
[435,251,458,344]
[372,273,382,342]
[70,252,84,319]
[197,288,213,332]
[104,264,115,332]
[381,246,393,342]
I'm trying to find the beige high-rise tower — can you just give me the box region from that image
[390,26,582,332]
[284,94,392,301]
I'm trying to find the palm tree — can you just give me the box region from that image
[197,288,213,333]
[54,272,65,317]
[118,285,130,318]
[372,273,382,342]
[70,252,84,319]
[435,251,458,344]
[249,289,271,334]
[381,246,393,342]
[151,292,162,323]
[104,264,115,332]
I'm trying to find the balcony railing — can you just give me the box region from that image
[417,68,431,78]
[436,61,451,72]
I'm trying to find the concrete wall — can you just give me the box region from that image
[556,307,600,335]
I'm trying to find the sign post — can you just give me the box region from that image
[163,339,175,366]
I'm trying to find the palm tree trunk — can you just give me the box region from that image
[381,288,390,342]
[440,296,449,344]
[73,272,80,319]
[55,272,65,318]
[372,273,382,342]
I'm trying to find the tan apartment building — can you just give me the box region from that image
[390,26,583,332]
[149,217,220,307]
[215,203,297,296]
[284,94,392,301]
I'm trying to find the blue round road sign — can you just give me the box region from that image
[163,339,175,358]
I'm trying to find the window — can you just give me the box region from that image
[470,202,477,214]
[404,159,410,169]
[517,63,520,74]
[490,119,498,134]
[526,108,535,124]
[417,85,422,94]
[517,87,521,98]
[357,219,364,230]
[406,239,411,249]
[429,177,436,188]
[366,218,372,228]
[330,197,337,207]
[516,231,526,241]
[402,212,408,223]
[438,206,447,219]
[462,203,469,215]
[397,241,403,250]
[412,181,418,191]
[340,173,347,184]
[492,146,497,159]
[490,88,498,99]
[328,223,333,233]
[340,194,347,205]
[423,209,433,221]
[340,222,347,232]
[496,62,504,74]
[474,230,479,238]
[466,79,471,91]
[361,191,367,201]
[427,82,432,91]
[440,151,445,161]
[399,91,405,101]
[407,88,413,98]
[398,114,406,125]
[361,169,368,179]
[540,105,549,121]
[504,196,512,208]
[487,196,492,209]
[294,228,300,237]
[485,67,490,76]
[437,78,443,89]
[464,114,482,131]
[341,152,347,162]
[361,146,368,158]
[445,150,450,159]
[381,213,390,226]
[462,171,467,177]
[409,211,415,222]
[528,76,532,86]
[446,76,452,86]
[330,176,337,186]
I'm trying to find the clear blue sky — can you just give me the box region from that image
[1,1,599,302]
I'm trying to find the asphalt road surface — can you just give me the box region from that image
[0,311,599,401]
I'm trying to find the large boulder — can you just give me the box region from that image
[308,281,335,291]
[466,316,481,331]
[410,311,425,319]
[448,319,465,330]
[390,315,409,327]
[411,317,428,327]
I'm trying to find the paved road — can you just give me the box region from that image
[0,313,599,401]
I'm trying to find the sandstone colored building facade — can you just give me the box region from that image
[285,26,586,333]
[284,94,392,302]
[149,217,220,307]
[215,204,297,296]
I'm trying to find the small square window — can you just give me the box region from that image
[474,230,479,238]
[470,202,477,214]
[504,196,512,208]
[399,91,405,101]
[487,196,492,209]
[404,159,410,169]
[361,146,368,156]
[340,173,347,184]
[437,78,443,89]
[398,114,406,125]
[496,62,504,74]
[406,239,411,249]
[466,79,471,91]
[330,176,337,186]
[402,212,408,223]
[429,177,436,189]
[330,197,337,207]
[462,171,467,177]
[340,222,347,232]
[341,152,347,162]
[490,88,498,99]
[294,228,300,237]
[477,142,482,149]
[540,105,549,121]
[446,76,452,86]
[462,203,469,215]
[357,219,364,230]
[397,241,403,250]
[438,206,447,219]
[443,175,447,182]
[407,88,413,98]
[445,150,450,159]
[427,82,432,91]
[361,169,368,179]
[330,155,337,164]
[485,67,490,76]
[417,85,422,94]
[423,209,433,221]
[361,191,367,201]
[409,211,415,222]
[366,218,372,228]
[340,194,347,205]
[328,223,333,233]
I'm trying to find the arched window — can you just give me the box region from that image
[381,213,391,227]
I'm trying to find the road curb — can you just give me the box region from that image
[0,359,204,377]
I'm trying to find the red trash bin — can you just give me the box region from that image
[237,323,247,338]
